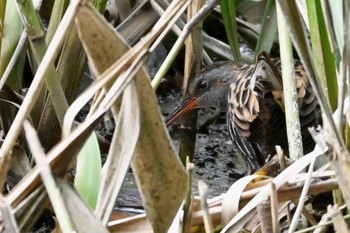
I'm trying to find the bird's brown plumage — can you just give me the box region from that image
[166,51,321,174]
[228,51,321,173]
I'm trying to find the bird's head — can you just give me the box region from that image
[166,61,241,126]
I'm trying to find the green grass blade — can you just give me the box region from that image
[0,0,23,90]
[221,0,241,61]
[307,0,338,111]
[46,0,69,44]
[255,0,277,55]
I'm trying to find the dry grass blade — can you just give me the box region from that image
[57,179,110,233]
[221,175,270,225]
[74,4,131,76]
[20,119,110,232]
[131,69,188,232]
[240,179,338,206]
[63,0,188,133]
[23,121,74,232]
[313,213,331,233]
[96,81,140,223]
[70,2,188,232]
[0,197,20,233]
[0,0,79,190]
[270,182,280,232]
[288,157,316,232]
[116,1,159,45]
[108,213,152,232]
[73,3,140,220]
[15,187,49,232]
[180,0,205,229]
[221,148,323,232]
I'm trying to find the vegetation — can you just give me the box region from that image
[0,0,349,232]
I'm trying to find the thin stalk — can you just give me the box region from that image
[182,161,194,232]
[276,2,303,160]
[180,0,204,229]
[46,0,69,44]
[270,182,280,233]
[288,159,316,233]
[151,0,220,89]
[16,0,69,126]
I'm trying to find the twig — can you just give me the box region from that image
[288,158,316,233]
[270,182,280,233]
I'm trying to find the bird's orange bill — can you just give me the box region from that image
[166,97,198,126]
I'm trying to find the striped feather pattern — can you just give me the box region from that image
[228,52,321,173]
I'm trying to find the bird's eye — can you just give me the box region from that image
[198,81,208,90]
[262,66,266,70]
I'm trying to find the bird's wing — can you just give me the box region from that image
[227,113,261,172]
[227,66,262,172]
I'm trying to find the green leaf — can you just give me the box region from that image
[221,0,241,61]
[75,132,102,209]
[255,0,277,55]
[0,0,23,90]
[307,0,338,111]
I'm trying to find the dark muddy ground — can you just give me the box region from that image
[159,87,248,193]
[115,78,248,208]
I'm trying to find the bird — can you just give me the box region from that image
[166,51,321,174]
[166,61,242,126]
